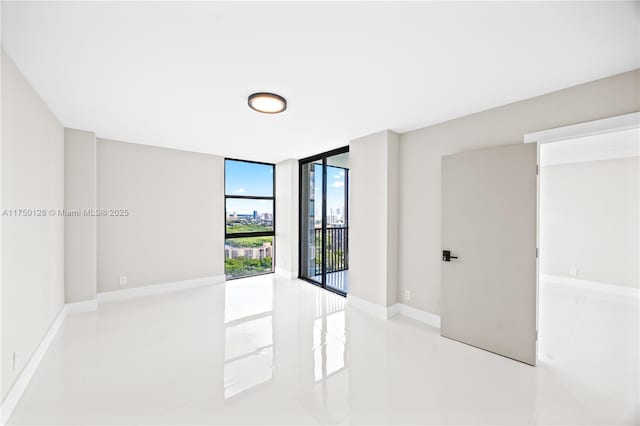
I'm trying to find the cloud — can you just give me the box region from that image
[332,181,344,188]
[235,188,245,194]
[333,170,345,178]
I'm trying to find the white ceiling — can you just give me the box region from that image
[2,1,639,163]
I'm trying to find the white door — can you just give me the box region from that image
[441,143,538,365]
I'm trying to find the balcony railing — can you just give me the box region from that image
[314,227,348,275]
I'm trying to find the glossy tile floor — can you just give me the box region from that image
[9,275,639,425]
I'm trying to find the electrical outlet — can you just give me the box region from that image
[119,276,128,286]
[404,290,411,301]
[12,352,17,371]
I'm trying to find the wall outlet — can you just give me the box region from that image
[570,267,579,277]
[12,351,17,371]
[404,290,411,301]
[119,276,128,286]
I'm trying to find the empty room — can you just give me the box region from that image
[0,1,638,425]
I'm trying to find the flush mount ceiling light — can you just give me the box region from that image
[248,92,287,114]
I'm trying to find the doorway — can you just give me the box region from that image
[537,126,639,420]
[299,147,349,296]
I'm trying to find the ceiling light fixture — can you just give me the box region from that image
[248,92,287,114]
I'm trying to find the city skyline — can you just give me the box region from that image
[226,198,273,216]
[226,160,347,224]
[314,164,347,223]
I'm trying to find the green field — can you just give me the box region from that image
[225,236,273,248]
[225,257,272,278]
[226,221,273,233]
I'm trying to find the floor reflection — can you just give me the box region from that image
[7,273,638,425]
[313,304,346,382]
[297,281,349,424]
[224,278,274,399]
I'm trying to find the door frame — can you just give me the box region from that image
[523,111,639,362]
[298,146,350,296]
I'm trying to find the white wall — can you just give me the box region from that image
[1,51,65,400]
[97,139,225,292]
[349,130,399,307]
[386,134,399,306]
[398,69,639,316]
[275,159,298,279]
[64,128,97,303]
[541,157,639,288]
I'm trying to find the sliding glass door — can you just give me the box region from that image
[299,147,349,295]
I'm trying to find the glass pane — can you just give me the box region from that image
[326,152,349,294]
[224,236,273,279]
[326,151,349,169]
[226,199,273,234]
[300,161,323,283]
[326,165,347,227]
[225,160,273,197]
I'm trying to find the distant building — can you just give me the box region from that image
[225,248,239,259]
[224,241,273,260]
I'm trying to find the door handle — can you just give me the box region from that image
[442,250,458,262]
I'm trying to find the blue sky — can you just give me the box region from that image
[315,164,346,218]
[225,159,346,217]
[225,160,273,197]
[225,160,273,215]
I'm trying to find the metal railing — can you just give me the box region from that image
[314,227,348,275]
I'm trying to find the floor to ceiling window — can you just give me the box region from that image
[299,147,349,295]
[224,159,275,279]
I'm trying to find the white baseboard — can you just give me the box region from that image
[0,306,67,425]
[387,303,399,318]
[540,274,639,305]
[395,303,441,329]
[347,294,398,320]
[97,274,225,303]
[274,267,297,280]
[347,295,442,329]
[66,299,98,314]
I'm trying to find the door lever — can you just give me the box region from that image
[442,250,458,262]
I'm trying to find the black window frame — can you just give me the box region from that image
[224,158,276,280]
[298,146,349,296]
